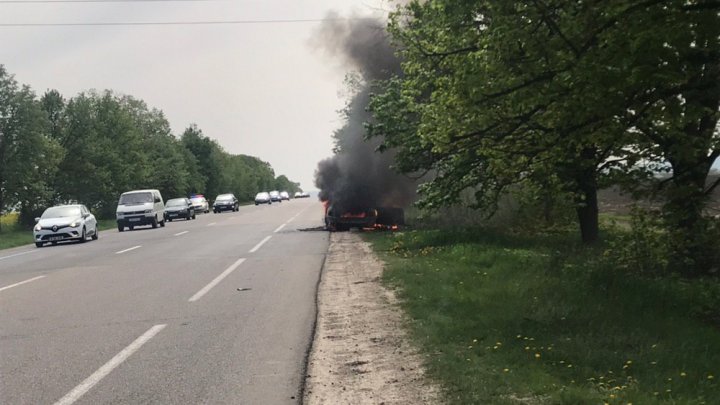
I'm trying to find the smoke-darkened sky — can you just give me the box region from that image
[0,0,397,190]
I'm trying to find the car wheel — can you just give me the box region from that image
[192,214,196,219]
[152,216,158,228]
[51,241,58,246]
[160,218,165,227]
[168,218,172,222]
[35,242,43,248]
[129,225,134,231]
[80,227,87,243]
[118,224,124,232]
[92,227,99,240]
[205,210,209,214]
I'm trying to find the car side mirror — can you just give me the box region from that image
[34,217,40,223]
[83,213,89,219]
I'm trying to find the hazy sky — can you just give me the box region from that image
[0,0,392,191]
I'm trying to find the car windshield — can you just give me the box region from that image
[256,193,269,198]
[41,206,82,219]
[216,195,232,201]
[119,192,153,205]
[166,199,186,207]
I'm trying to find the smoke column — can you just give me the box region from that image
[313,12,417,214]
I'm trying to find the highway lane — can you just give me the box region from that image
[0,198,327,404]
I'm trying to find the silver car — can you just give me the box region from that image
[190,195,210,213]
[34,204,98,247]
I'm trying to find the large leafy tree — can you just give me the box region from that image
[372,0,720,272]
[0,66,64,228]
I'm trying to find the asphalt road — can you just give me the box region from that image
[0,198,328,404]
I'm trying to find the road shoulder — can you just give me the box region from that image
[303,232,440,404]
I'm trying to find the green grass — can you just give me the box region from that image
[0,214,119,251]
[366,228,720,404]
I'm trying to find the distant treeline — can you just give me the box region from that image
[0,65,300,226]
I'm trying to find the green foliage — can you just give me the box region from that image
[367,228,720,404]
[371,1,720,270]
[0,64,300,223]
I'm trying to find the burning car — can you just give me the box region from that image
[324,203,404,231]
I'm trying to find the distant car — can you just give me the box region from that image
[269,190,282,202]
[255,192,271,205]
[34,204,98,247]
[213,193,239,213]
[190,195,210,214]
[294,191,303,198]
[116,189,165,231]
[164,198,196,221]
[280,191,290,201]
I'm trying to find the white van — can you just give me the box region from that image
[116,189,165,231]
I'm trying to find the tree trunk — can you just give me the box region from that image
[664,160,713,276]
[572,147,600,244]
[576,184,599,244]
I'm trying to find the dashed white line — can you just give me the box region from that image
[189,258,246,302]
[52,324,166,405]
[115,245,141,255]
[249,235,272,253]
[0,275,46,293]
[273,223,286,233]
[207,222,216,227]
[0,250,38,261]
[174,231,189,236]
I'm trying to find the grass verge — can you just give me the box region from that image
[366,228,720,404]
[0,215,118,251]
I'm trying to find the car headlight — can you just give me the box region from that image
[34,224,41,231]
[70,221,79,228]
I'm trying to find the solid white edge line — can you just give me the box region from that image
[174,231,189,236]
[52,324,166,405]
[273,223,286,233]
[188,258,246,302]
[249,235,272,253]
[0,275,46,293]
[115,245,141,255]
[0,249,39,261]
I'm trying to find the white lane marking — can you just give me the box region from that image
[207,222,216,227]
[0,275,46,293]
[287,205,311,223]
[174,231,189,236]
[249,235,272,253]
[273,223,286,233]
[188,258,246,302]
[53,324,166,405]
[0,250,38,261]
[115,245,141,255]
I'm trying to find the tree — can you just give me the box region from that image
[372,1,720,266]
[0,66,63,228]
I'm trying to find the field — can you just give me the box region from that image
[366,227,720,404]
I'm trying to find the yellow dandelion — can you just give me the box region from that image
[567,364,573,368]
[708,375,715,380]
[472,339,478,343]
[516,335,522,339]
[626,360,632,365]
[503,368,509,373]
[535,353,541,359]
[493,345,499,350]
[525,346,530,350]
[680,372,686,377]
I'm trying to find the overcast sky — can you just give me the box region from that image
[0,0,392,191]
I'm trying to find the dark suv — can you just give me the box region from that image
[213,193,239,213]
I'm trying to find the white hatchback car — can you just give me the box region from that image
[34,204,98,247]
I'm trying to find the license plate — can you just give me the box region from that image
[129,218,141,222]
[49,236,63,241]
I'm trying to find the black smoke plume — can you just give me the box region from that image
[313,13,417,214]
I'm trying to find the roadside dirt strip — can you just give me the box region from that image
[303,232,441,404]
